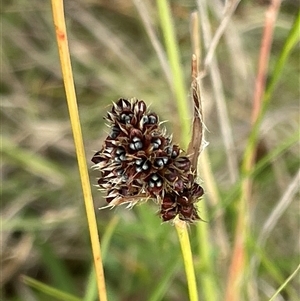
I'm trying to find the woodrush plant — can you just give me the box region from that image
[8,1,299,300]
[51,1,205,301]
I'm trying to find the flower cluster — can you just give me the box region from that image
[91,98,204,223]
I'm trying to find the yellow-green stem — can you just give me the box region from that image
[175,220,198,301]
[51,1,107,300]
[156,2,200,300]
[156,0,190,141]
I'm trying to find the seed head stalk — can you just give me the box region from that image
[157,1,201,301]
[51,1,107,300]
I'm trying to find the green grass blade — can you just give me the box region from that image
[1,136,66,184]
[268,264,300,301]
[22,275,82,301]
[264,12,300,102]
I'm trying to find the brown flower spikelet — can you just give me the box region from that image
[92,98,204,223]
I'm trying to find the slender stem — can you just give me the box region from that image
[156,0,190,143]
[268,264,300,301]
[225,1,281,300]
[191,12,219,301]
[175,220,198,301]
[51,1,107,301]
[132,0,172,88]
[251,0,282,123]
[203,0,241,71]
[156,2,199,301]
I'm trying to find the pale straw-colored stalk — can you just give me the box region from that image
[51,1,107,300]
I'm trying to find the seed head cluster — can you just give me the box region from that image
[91,98,204,223]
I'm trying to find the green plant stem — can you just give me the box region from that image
[156,0,190,142]
[51,1,107,301]
[156,2,200,301]
[175,220,198,301]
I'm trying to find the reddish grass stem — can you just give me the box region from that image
[224,1,282,301]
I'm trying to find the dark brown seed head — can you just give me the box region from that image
[92,98,204,223]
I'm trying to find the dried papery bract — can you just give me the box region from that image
[92,98,204,223]
[187,54,205,172]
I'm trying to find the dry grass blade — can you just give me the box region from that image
[132,0,172,88]
[3,20,61,78]
[197,0,239,183]
[249,168,300,285]
[210,0,252,98]
[203,0,241,73]
[70,1,149,83]
[258,168,300,246]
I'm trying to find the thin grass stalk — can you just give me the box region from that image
[251,0,282,123]
[22,275,81,301]
[225,1,282,300]
[156,0,190,140]
[174,220,199,301]
[197,0,239,184]
[268,264,300,301]
[203,0,241,73]
[51,1,107,301]
[191,11,219,301]
[156,1,199,300]
[132,0,172,88]
[246,168,300,301]
[240,9,298,179]
[264,11,300,103]
[214,130,298,224]
[257,168,300,249]
[192,7,230,255]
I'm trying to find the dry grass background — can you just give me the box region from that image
[1,0,299,301]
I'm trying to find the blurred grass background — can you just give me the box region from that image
[1,0,299,301]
